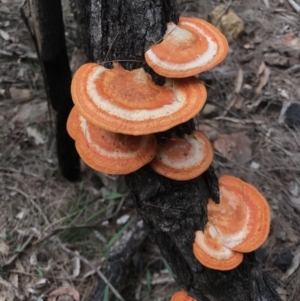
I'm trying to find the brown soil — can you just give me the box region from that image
[0,0,300,300]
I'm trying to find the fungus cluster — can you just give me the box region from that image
[67,12,271,291]
[67,16,228,178]
[193,175,271,270]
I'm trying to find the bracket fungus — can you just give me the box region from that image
[150,130,213,181]
[66,105,79,140]
[193,228,243,271]
[207,175,271,253]
[66,107,157,175]
[145,17,228,78]
[170,291,197,301]
[193,175,271,270]
[71,62,207,135]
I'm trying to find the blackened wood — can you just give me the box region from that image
[84,0,178,85]
[84,0,281,300]
[126,168,281,301]
[28,0,80,181]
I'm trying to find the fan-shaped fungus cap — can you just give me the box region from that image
[150,130,213,181]
[67,107,157,175]
[71,62,207,135]
[170,291,197,301]
[66,106,80,140]
[145,17,228,78]
[207,175,270,253]
[193,227,243,271]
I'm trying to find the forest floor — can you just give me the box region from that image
[0,0,300,300]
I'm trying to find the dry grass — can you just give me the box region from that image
[0,0,300,300]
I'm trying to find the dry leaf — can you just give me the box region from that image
[117,214,130,225]
[201,104,218,116]
[289,196,300,211]
[255,62,270,95]
[289,182,298,197]
[0,29,10,41]
[283,33,300,50]
[26,126,46,145]
[47,287,80,301]
[0,277,24,301]
[213,133,252,164]
[276,287,287,301]
[9,273,18,290]
[9,87,31,101]
[210,5,244,39]
[15,260,25,273]
[11,102,47,124]
[257,61,266,77]
[0,5,10,13]
[262,0,270,8]
[0,240,9,255]
[72,252,81,279]
[235,68,243,94]
[243,43,255,49]
[196,124,218,141]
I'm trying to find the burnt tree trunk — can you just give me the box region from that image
[82,1,282,300]
[28,0,80,181]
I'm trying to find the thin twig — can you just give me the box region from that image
[3,235,34,267]
[213,116,265,124]
[0,166,40,177]
[34,196,126,245]
[286,0,300,13]
[58,240,125,301]
[103,32,119,63]
[7,186,50,226]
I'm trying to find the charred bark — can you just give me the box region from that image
[28,0,80,181]
[83,0,281,300]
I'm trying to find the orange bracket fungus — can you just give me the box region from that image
[193,227,243,271]
[170,291,197,301]
[193,175,271,271]
[66,107,157,175]
[207,175,271,253]
[150,130,213,181]
[71,62,207,135]
[145,17,228,78]
[66,105,80,140]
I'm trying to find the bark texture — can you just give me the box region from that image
[83,1,282,300]
[28,0,80,181]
